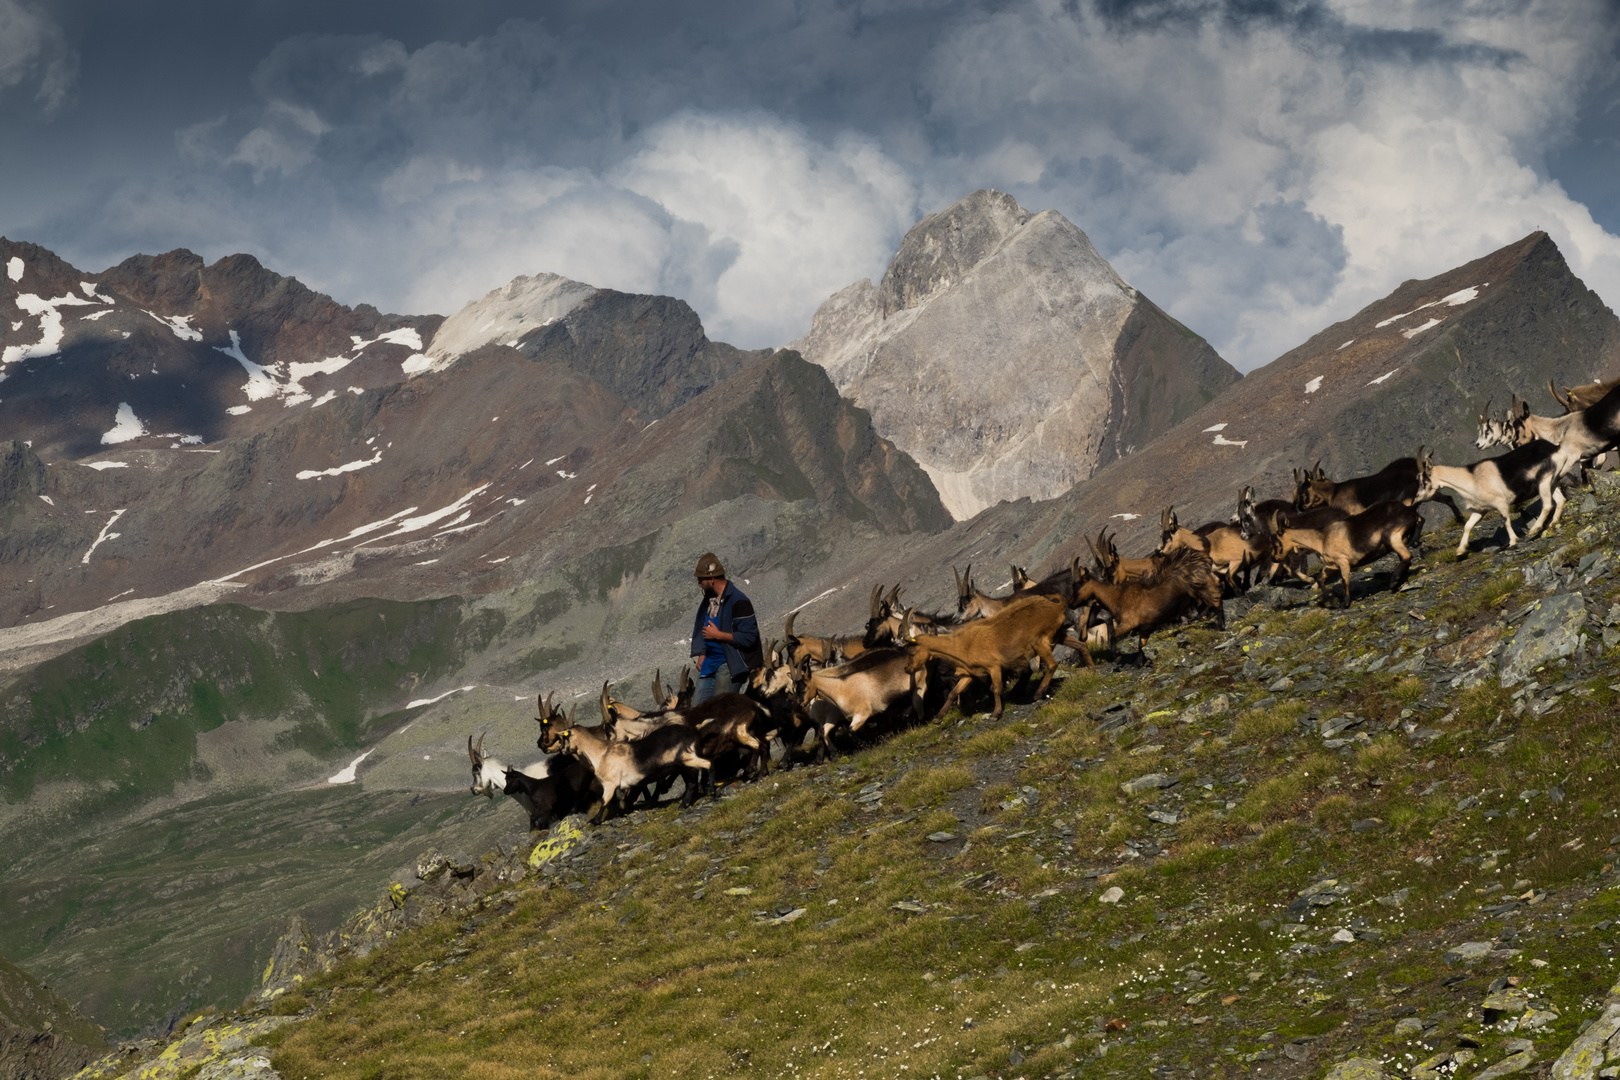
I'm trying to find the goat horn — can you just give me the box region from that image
[652,669,665,705]
[680,667,691,692]
[869,583,883,617]
[467,734,479,765]
[1549,378,1569,411]
[784,611,797,640]
[475,732,485,760]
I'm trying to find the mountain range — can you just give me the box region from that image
[1,190,1617,1043]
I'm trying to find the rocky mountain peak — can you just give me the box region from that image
[425,272,599,369]
[877,188,1033,317]
[792,191,1238,520]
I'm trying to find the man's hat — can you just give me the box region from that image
[694,552,726,579]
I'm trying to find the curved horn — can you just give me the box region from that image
[679,666,692,693]
[1549,378,1571,412]
[600,681,613,723]
[468,734,480,765]
[869,583,884,618]
[784,610,798,641]
[1480,398,1492,425]
[1160,506,1173,532]
[887,583,902,608]
[652,669,666,707]
[475,732,485,760]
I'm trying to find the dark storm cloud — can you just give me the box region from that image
[3,0,1618,367]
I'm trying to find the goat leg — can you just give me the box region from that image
[936,674,973,721]
[1032,641,1057,700]
[1457,511,1484,556]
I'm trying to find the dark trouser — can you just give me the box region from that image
[694,666,740,705]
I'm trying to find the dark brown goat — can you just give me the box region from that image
[1271,500,1423,605]
[1070,547,1223,659]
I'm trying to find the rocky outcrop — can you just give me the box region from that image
[425,272,598,365]
[0,954,102,1080]
[791,190,1238,519]
[513,289,770,421]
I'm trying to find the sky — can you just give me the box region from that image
[2,0,1618,371]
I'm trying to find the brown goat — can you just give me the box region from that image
[782,609,868,669]
[1070,547,1223,660]
[1086,528,1162,584]
[905,594,1068,720]
[1549,375,1620,413]
[1157,507,1214,556]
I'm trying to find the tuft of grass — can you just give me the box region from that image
[978,782,1016,814]
[1392,676,1427,703]
[960,727,1017,758]
[1313,794,1355,829]
[1236,773,1305,823]
[892,765,975,808]
[1353,736,1409,779]
[1233,700,1306,744]
[1293,609,1332,636]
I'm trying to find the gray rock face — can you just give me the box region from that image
[1501,593,1588,686]
[791,190,1238,519]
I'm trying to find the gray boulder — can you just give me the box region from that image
[1501,593,1588,686]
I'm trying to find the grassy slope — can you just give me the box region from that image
[248,498,1620,1080]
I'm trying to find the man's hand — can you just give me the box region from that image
[701,623,731,642]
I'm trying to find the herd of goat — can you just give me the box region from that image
[469,375,1620,829]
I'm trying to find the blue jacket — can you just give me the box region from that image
[690,581,762,679]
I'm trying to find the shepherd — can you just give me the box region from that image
[689,552,763,704]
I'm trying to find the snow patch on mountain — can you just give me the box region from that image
[3,290,100,375]
[101,402,148,444]
[296,450,383,480]
[217,327,408,406]
[82,509,126,564]
[425,272,598,370]
[145,310,202,341]
[5,257,21,281]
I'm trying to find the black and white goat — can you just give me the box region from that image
[467,730,599,832]
[1475,391,1620,481]
[1415,441,1564,556]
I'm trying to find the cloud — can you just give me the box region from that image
[917,0,1620,366]
[17,0,1620,371]
[0,0,77,115]
[612,112,918,344]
